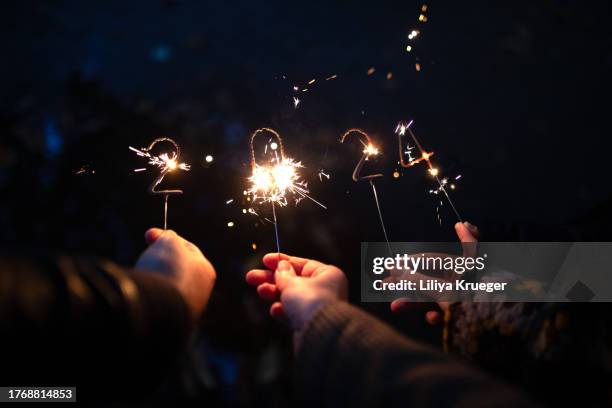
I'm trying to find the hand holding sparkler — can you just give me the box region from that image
[388,222,479,326]
[246,253,347,333]
[130,137,190,230]
[136,228,216,317]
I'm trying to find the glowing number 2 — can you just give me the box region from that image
[146,137,184,196]
[339,129,383,182]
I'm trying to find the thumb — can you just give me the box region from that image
[455,222,478,258]
[145,228,165,244]
[275,260,296,291]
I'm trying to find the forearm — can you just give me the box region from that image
[0,254,193,392]
[295,301,536,407]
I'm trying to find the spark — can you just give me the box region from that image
[406,45,412,52]
[340,129,391,254]
[249,128,325,209]
[367,67,376,75]
[205,155,214,163]
[248,158,325,208]
[318,169,330,181]
[308,79,316,85]
[363,143,380,157]
[419,14,428,22]
[129,143,190,174]
[226,199,234,204]
[134,168,147,172]
[293,96,301,108]
[415,63,421,72]
[325,74,338,80]
[395,121,463,222]
[74,164,95,175]
[227,221,235,228]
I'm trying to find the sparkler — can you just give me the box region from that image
[395,121,463,222]
[248,128,326,258]
[340,129,391,254]
[129,137,190,230]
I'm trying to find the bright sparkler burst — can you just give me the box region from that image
[363,143,380,157]
[248,128,326,209]
[129,138,190,176]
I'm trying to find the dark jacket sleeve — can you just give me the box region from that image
[0,254,193,397]
[295,301,537,408]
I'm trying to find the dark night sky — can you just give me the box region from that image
[0,0,611,404]
[1,0,611,269]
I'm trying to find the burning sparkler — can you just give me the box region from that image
[340,129,391,254]
[248,128,326,257]
[395,121,463,222]
[130,137,190,230]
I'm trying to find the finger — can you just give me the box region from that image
[275,260,296,291]
[464,221,480,239]
[455,222,478,258]
[264,254,327,278]
[181,237,205,256]
[257,283,279,301]
[303,259,337,277]
[245,269,275,286]
[455,222,477,243]
[145,228,165,244]
[270,302,286,320]
[390,298,416,313]
[263,253,317,275]
[425,310,442,326]
[390,299,437,314]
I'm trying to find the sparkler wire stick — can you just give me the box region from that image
[271,201,281,261]
[340,129,392,254]
[397,123,463,222]
[164,195,169,230]
[369,179,392,255]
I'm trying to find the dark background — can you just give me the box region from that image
[1,0,610,405]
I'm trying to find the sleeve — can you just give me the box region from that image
[0,254,193,396]
[294,301,537,408]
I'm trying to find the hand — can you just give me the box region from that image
[135,228,216,318]
[390,221,479,325]
[246,253,348,331]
